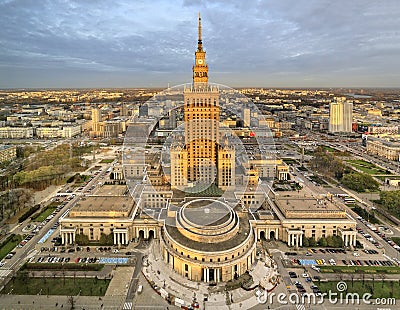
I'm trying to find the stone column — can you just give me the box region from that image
[113,233,117,245]
[353,234,356,246]
[61,233,64,245]
[203,268,206,282]
[299,233,303,247]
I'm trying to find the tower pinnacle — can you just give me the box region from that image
[193,13,208,86]
[198,12,203,51]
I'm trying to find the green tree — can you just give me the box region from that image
[308,237,317,247]
[379,190,400,218]
[99,233,113,245]
[311,147,344,178]
[341,172,379,192]
[302,237,309,247]
[318,237,327,247]
[75,234,89,246]
[326,236,334,247]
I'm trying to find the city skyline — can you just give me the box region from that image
[1,0,400,88]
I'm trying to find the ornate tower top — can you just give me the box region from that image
[198,12,203,51]
[193,13,208,87]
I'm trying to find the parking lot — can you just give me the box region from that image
[286,247,397,268]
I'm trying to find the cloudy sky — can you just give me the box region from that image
[0,0,399,88]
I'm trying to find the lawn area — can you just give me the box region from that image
[318,281,400,299]
[0,234,22,260]
[392,237,400,246]
[319,265,400,274]
[298,165,308,171]
[74,174,91,184]
[31,206,57,222]
[1,275,110,296]
[321,145,336,152]
[346,159,388,175]
[282,158,298,164]
[309,175,328,185]
[186,184,223,197]
[100,158,114,163]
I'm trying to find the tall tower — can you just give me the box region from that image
[170,14,235,190]
[184,13,220,185]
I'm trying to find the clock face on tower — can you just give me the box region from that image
[198,59,203,65]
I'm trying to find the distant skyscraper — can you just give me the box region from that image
[329,97,353,133]
[170,13,235,190]
[120,103,128,116]
[92,107,102,123]
[91,107,102,132]
[242,108,251,127]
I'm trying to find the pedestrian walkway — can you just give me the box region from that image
[105,266,135,297]
[122,301,132,309]
[0,268,13,278]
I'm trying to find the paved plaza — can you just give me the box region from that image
[142,240,280,310]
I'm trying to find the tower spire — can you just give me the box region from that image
[198,12,203,51]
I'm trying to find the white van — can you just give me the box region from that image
[137,285,143,294]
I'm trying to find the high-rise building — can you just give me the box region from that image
[170,14,235,190]
[242,108,251,127]
[342,100,353,132]
[91,107,102,124]
[329,97,353,133]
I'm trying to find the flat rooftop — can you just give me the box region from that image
[93,184,129,196]
[70,195,134,218]
[275,193,346,219]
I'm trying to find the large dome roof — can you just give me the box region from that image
[177,199,239,244]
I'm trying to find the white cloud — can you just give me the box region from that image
[0,0,399,87]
